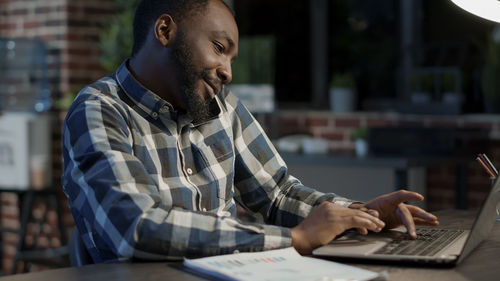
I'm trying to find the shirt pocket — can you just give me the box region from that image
[210,142,233,161]
[196,140,234,200]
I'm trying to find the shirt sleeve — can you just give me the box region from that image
[62,90,291,263]
[227,93,354,228]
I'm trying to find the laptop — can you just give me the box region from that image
[313,161,500,266]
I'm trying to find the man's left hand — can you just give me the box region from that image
[350,190,439,239]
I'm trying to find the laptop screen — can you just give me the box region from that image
[457,177,500,263]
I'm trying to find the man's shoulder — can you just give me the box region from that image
[67,74,125,113]
[78,74,121,101]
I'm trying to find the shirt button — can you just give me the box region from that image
[151,112,158,118]
[186,168,193,175]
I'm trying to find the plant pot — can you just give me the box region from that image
[329,87,356,113]
[354,139,368,158]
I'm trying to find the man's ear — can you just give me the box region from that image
[154,14,177,47]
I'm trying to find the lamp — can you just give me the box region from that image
[450,0,500,23]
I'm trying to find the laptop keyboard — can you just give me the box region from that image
[374,228,464,256]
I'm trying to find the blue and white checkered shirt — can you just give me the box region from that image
[62,61,352,263]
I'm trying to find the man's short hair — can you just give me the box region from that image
[131,0,234,57]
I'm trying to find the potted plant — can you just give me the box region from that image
[409,73,433,104]
[441,73,458,102]
[329,72,356,113]
[351,127,368,158]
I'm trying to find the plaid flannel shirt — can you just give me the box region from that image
[62,61,353,263]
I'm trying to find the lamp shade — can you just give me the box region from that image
[451,0,500,23]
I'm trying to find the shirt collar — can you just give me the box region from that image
[114,59,221,125]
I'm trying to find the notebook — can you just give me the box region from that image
[184,247,383,281]
[313,171,500,266]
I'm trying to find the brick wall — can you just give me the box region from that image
[0,0,113,274]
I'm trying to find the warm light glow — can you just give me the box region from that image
[451,0,500,23]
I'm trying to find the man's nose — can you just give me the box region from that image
[217,63,232,85]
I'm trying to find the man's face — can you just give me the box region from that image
[171,0,238,123]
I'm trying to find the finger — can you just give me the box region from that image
[406,205,438,222]
[356,227,368,235]
[358,206,369,212]
[413,217,440,226]
[348,209,385,229]
[366,209,379,218]
[348,216,383,232]
[388,190,424,204]
[396,204,417,238]
[350,204,380,218]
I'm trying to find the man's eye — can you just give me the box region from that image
[213,42,224,53]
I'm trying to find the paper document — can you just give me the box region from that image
[183,247,382,281]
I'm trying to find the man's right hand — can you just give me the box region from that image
[290,201,385,254]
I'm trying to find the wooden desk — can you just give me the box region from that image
[1,210,498,281]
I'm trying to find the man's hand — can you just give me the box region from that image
[290,202,385,255]
[358,190,439,239]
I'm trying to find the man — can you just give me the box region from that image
[62,0,438,263]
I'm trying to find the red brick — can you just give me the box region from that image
[2,243,17,257]
[394,120,424,127]
[51,237,61,248]
[2,232,19,245]
[1,205,18,219]
[0,192,17,204]
[11,8,28,15]
[306,117,328,127]
[46,210,58,225]
[42,223,53,234]
[334,118,360,128]
[36,236,50,249]
[319,132,344,141]
[25,235,34,248]
[0,23,16,30]
[23,21,42,29]
[35,6,54,14]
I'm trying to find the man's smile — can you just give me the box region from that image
[204,79,221,99]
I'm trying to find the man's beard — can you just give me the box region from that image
[171,34,213,124]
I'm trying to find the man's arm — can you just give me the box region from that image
[62,93,291,262]
[226,92,353,227]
